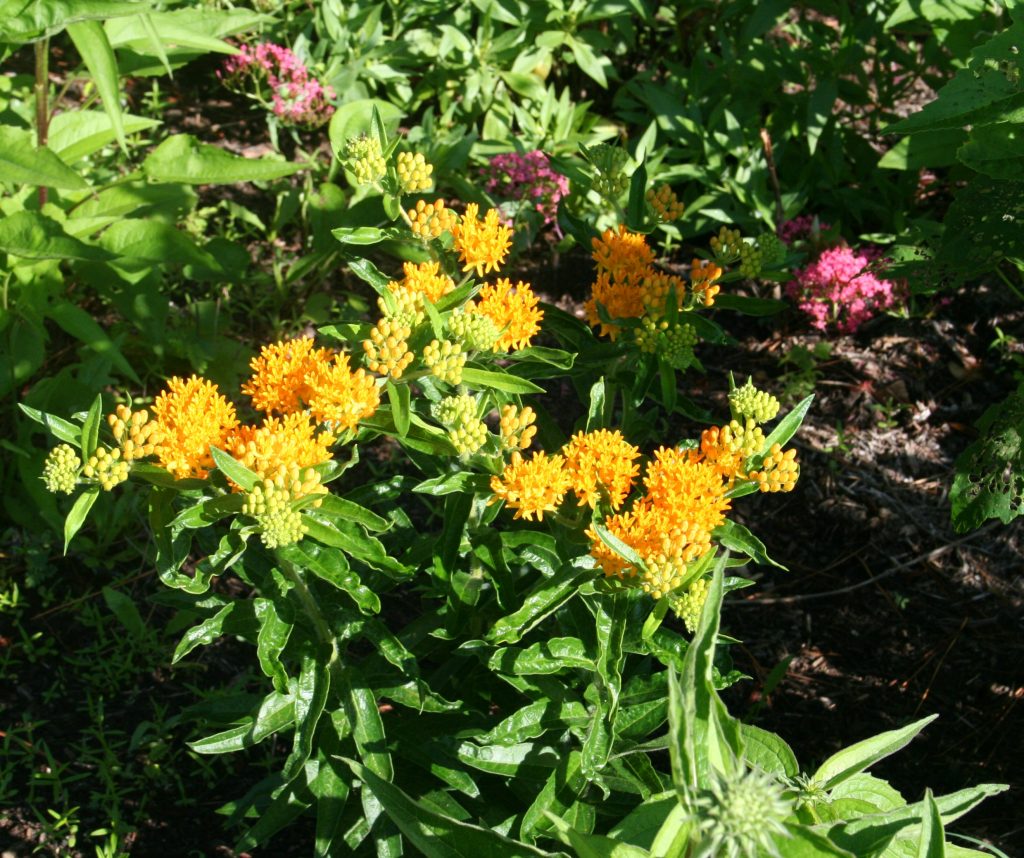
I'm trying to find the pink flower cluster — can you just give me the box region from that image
[780,215,831,244]
[786,244,900,334]
[482,150,569,228]
[221,43,335,127]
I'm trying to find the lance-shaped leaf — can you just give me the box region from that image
[487,560,591,644]
[0,211,110,260]
[67,20,126,153]
[18,404,81,446]
[282,650,331,784]
[143,134,305,184]
[63,487,99,553]
[812,715,938,791]
[0,126,89,189]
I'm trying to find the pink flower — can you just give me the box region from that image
[786,245,901,334]
[481,150,569,230]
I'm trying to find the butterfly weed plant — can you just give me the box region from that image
[23,110,1007,856]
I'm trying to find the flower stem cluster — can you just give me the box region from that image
[396,151,433,193]
[645,184,684,222]
[729,379,780,424]
[344,135,387,185]
[433,395,488,456]
[422,339,466,385]
[363,318,414,379]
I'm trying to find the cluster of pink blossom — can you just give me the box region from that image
[786,244,900,334]
[221,43,335,127]
[482,150,569,228]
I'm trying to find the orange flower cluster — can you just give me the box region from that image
[489,451,572,522]
[467,277,543,352]
[584,226,687,341]
[562,429,640,509]
[389,260,455,306]
[242,337,333,415]
[150,376,238,479]
[452,202,512,277]
[225,412,334,490]
[690,258,723,307]
[589,447,731,598]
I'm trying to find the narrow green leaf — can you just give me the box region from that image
[917,789,945,858]
[278,541,380,615]
[713,520,785,569]
[807,77,838,155]
[210,446,258,491]
[591,520,647,574]
[101,586,145,638]
[63,487,99,553]
[331,226,403,246]
[626,161,648,230]
[173,603,237,663]
[521,750,587,841]
[235,760,316,853]
[487,561,590,644]
[387,380,410,437]
[282,651,331,783]
[411,472,492,496]
[18,404,81,446]
[317,494,389,531]
[341,758,551,857]
[813,715,938,791]
[583,594,626,778]
[750,394,814,469]
[48,303,139,381]
[341,669,393,781]
[547,813,651,858]
[254,598,292,692]
[489,637,595,675]
[79,394,103,458]
[479,700,590,745]
[66,20,126,153]
[460,366,545,394]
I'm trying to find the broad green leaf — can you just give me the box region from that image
[878,131,967,170]
[547,813,651,858]
[521,749,587,841]
[0,0,151,41]
[0,211,110,260]
[489,637,595,675]
[278,541,380,615]
[143,134,304,184]
[105,9,243,55]
[460,366,545,394]
[254,598,292,693]
[66,20,126,153]
[812,715,938,791]
[772,823,855,857]
[316,494,389,531]
[63,487,99,553]
[48,110,160,163]
[958,122,1024,180]
[412,472,492,496]
[101,585,146,638]
[47,302,139,381]
[807,77,838,155]
[487,561,590,644]
[740,724,799,777]
[282,651,330,783]
[173,603,237,663]
[830,773,906,813]
[19,404,81,446]
[331,226,403,246]
[610,794,678,853]
[168,494,244,529]
[98,218,223,272]
[79,393,103,458]
[206,447,256,492]
[455,740,560,778]
[569,36,608,87]
[341,758,551,857]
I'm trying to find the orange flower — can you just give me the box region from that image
[591,226,653,285]
[690,258,722,307]
[452,203,512,276]
[584,271,646,341]
[468,277,543,352]
[243,337,334,415]
[304,353,381,432]
[390,260,455,305]
[151,375,238,479]
[490,450,571,521]
[225,412,334,489]
[562,429,641,510]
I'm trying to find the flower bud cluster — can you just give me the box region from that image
[363,318,414,378]
[243,479,306,549]
[396,151,433,193]
[499,405,537,451]
[696,767,791,857]
[710,226,743,264]
[448,309,500,352]
[83,447,130,491]
[690,258,722,307]
[750,443,799,493]
[408,199,458,241]
[108,405,162,461]
[738,241,762,279]
[588,144,629,199]
[43,444,80,495]
[382,290,425,328]
[634,316,669,354]
[345,136,386,185]
[669,576,710,633]
[661,322,698,369]
[756,232,786,268]
[729,380,780,424]
[645,184,684,222]
[433,395,487,455]
[422,339,466,385]
[641,552,688,600]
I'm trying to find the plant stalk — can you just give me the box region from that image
[35,38,50,207]
[278,555,344,687]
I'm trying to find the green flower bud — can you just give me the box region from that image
[433,394,487,455]
[83,447,130,491]
[43,444,81,495]
[669,576,711,633]
[696,766,791,858]
[243,480,307,549]
[396,151,433,193]
[756,232,786,268]
[448,309,500,352]
[422,339,466,385]
[729,379,780,424]
[344,135,386,185]
[738,242,762,279]
[660,322,698,370]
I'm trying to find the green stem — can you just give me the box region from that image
[995,262,1024,304]
[278,556,344,686]
[35,38,50,208]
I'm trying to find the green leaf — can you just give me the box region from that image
[48,110,160,163]
[487,561,590,644]
[316,495,389,532]
[142,134,305,184]
[411,472,492,496]
[713,294,789,315]
[917,790,945,858]
[387,380,410,437]
[18,404,81,446]
[521,749,588,841]
[234,762,316,853]
[812,715,938,791]
[98,218,223,271]
[341,757,551,857]
[958,122,1024,180]
[172,603,237,663]
[455,740,560,779]
[210,446,258,492]
[66,20,126,153]
[489,637,595,675]
[47,302,139,381]
[460,366,545,394]
[331,226,403,246]
[0,212,111,260]
[772,823,855,857]
[750,394,814,469]
[79,394,103,458]
[189,692,296,754]
[878,130,967,170]
[0,0,152,41]
[105,9,244,55]
[340,669,393,781]
[627,161,648,230]
[587,378,607,431]
[807,77,838,155]
[0,126,88,189]
[328,99,403,161]
[479,700,590,746]
[168,494,244,529]
[591,520,647,574]
[254,598,292,693]
[713,520,785,569]
[569,36,608,87]
[829,773,906,813]
[63,487,99,553]
[740,724,799,777]
[547,813,651,857]
[582,594,626,779]
[101,585,146,638]
[283,651,331,783]
[278,542,381,615]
